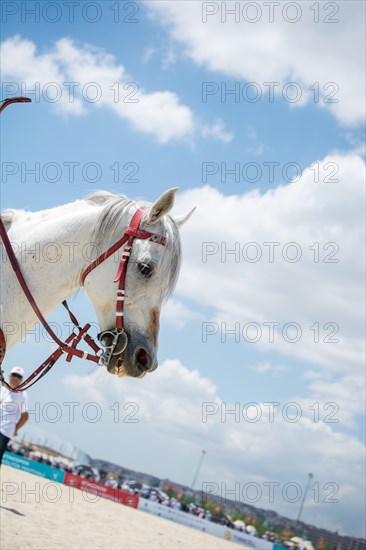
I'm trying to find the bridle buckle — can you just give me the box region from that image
[98,330,128,366]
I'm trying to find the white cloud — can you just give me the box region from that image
[142,46,156,64]
[1,35,238,145]
[141,42,177,70]
[162,298,202,329]
[0,36,194,143]
[161,44,177,70]
[294,373,366,429]
[249,361,291,376]
[63,358,365,536]
[246,126,266,156]
[246,143,265,156]
[146,0,365,126]
[174,151,365,375]
[1,36,85,116]
[200,119,234,143]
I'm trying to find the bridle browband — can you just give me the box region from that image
[0,206,166,392]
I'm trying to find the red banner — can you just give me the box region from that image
[63,473,139,509]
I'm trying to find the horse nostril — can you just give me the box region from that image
[136,348,150,372]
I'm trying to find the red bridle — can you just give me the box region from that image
[81,207,166,367]
[0,206,166,392]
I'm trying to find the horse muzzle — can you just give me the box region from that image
[98,330,157,378]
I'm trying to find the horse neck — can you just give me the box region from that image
[1,200,101,347]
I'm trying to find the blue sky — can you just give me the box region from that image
[1,0,365,538]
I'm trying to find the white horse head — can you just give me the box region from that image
[83,188,194,378]
[0,189,195,380]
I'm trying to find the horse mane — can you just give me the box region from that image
[0,208,28,226]
[0,191,182,300]
[85,191,182,301]
[0,211,15,225]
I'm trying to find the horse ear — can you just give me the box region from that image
[146,188,178,225]
[174,207,196,228]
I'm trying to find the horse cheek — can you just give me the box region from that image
[100,301,113,321]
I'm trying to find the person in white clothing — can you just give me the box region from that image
[0,367,29,465]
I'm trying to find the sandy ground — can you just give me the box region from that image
[0,466,245,550]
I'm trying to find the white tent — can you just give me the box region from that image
[233,520,246,530]
[290,537,314,550]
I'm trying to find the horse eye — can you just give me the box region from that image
[137,262,154,278]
